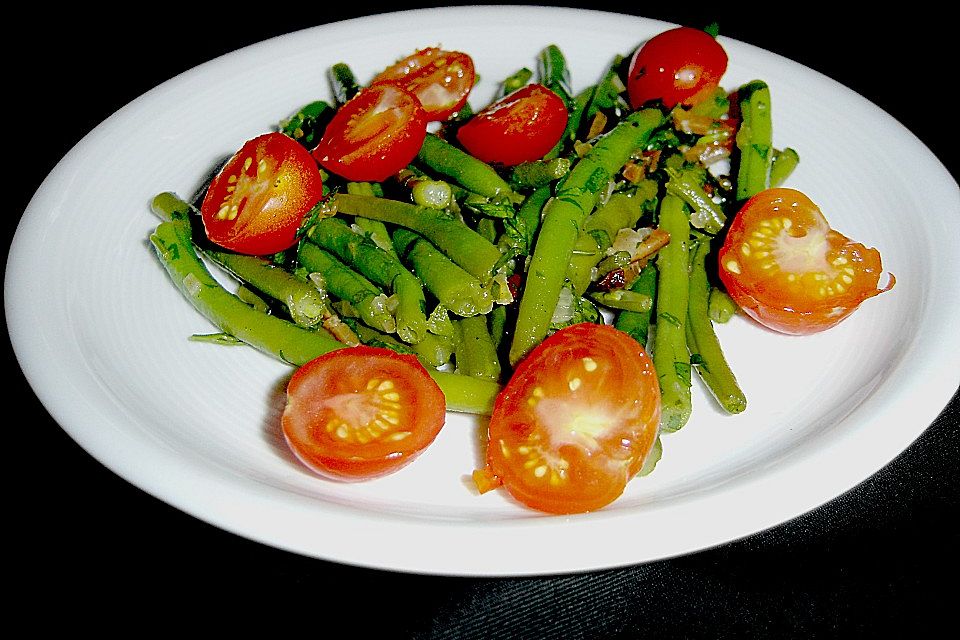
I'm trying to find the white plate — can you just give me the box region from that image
[7,7,959,576]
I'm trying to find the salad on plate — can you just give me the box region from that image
[148,23,894,515]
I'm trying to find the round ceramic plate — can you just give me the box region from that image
[7,7,959,576]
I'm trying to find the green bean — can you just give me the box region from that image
[279,100,333,149]
[393,229,493,317]
[735,80,773,200]
[204,250,331,329]
[664,160,726,235]
[769,147,800,188]
[614,264,657,346]
[333,192,503,280]
[329,62,361,105]
[686,233,746,414]
[416,134,522,203]
[509,108,664,365]
[508,157,571,191]
[488,304,509,350]
[500,184,551,258]
[351,322,454,369]
[150,193,499,415]
[566,192,648,294]
[306,217,428,344]
[708,287,738,324]
[498,67,533,97]
[537,44,574,107]
[150,194,346,365]
[582,54,629,126]
[411,179,455,210]
[688,86,729,120]
[296,242,396,334]
[344,182,395,255]
[413,332,456,369]
[454,315,502,382]
[588,288,652,313]
[652,194,693,432]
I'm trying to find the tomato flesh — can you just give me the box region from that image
[627,27,728,109]
[456,83,568,167]
[200,132,322,255]
[312,84,427,182]
[483,323,661,514]
[718,188,894,334]
[371,47,475,121]
[281,346,446,480]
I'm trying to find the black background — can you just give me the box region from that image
[6,4,958,635]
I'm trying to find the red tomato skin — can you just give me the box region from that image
[627,27,728,109]
[281,346,446,481]
[311,84,428,182]
[456,83,569,167]
[371,48,475,121]
[486,323,661,514]
[718,188,893,335]
[200,132,322,255]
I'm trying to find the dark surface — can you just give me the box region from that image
[6,5,957,633]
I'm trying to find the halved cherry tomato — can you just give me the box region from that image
[627,27,728,109]
[281,346,446,481]
[371,47,475,121]
[311,84,427,182]
[455,83,568,167]
[481,323,661,514]
[718,188,895,335]
[200,132,322,255]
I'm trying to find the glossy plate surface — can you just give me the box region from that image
[7,7,959,575]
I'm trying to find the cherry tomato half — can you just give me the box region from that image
[718,188,895,335]
[482,323,661,514]
[371,47,475,121]
[200,132,322,255]
[456,83,569,167]
[627,27,728,109]
[281,346,447,481]
[311,84,428,182]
